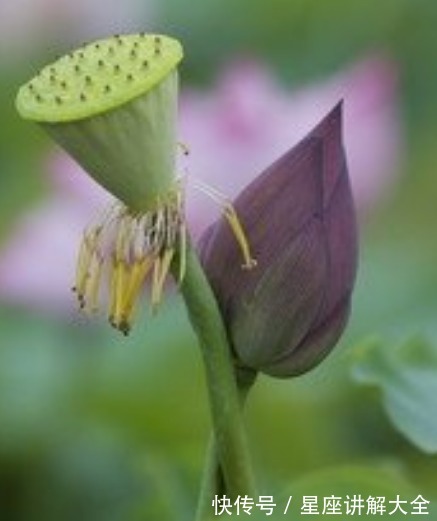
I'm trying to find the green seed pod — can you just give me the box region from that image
[15,33,253,335]
[16,33,183,212]
[15,34,186,334]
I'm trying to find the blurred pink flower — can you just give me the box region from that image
[0,56,402,311]
[0,155,111,311]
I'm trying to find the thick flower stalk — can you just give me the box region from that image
[200,104,358,377]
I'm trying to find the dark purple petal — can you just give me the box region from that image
[310,101,346,207]
[267,296,351,376]
[232,217,328,370]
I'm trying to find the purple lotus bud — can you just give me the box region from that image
[199,103,358,377]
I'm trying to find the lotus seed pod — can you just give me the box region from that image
[200,104,358,377]
[16,33,183,211]
[15,34,188,334]
[15,33,256,335]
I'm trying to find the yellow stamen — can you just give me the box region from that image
[85,253,103,313]
[151,248,175,312]
[222,203,257,269]
[178,222,186,283]
[121,255,154,327]
[74,188,185,334]
[108,258,117,325]
[113,259,128,327]
[157,248,175,294]
[74,229,100,306]
[151,255,161,312]
[115,214,130,262]
[191,178,256,269]
[177,141,190,156]
[73,235,89,299]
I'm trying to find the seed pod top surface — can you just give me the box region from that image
[16,33,183,123]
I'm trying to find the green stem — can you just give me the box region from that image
[195,439,224,521]
[178,242,257,504]
[195,372,257,521]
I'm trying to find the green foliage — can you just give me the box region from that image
[352,337,437,453]
[0,303,201,520]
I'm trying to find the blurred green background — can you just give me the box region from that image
[1,1,437,519]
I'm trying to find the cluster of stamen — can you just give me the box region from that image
[71,175,257,335]
[72,193,185,335]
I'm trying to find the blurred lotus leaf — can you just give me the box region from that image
[351,336,437,454]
